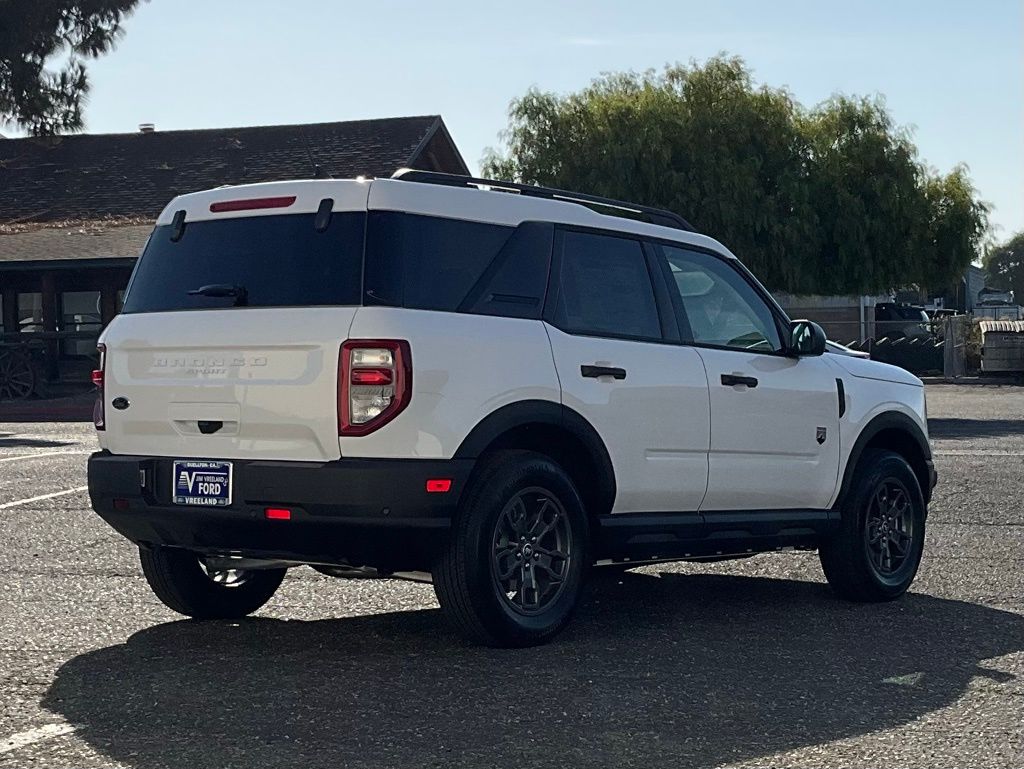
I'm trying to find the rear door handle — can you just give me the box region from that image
[721,373,758,388]
[581,365,627,380]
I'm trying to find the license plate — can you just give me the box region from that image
[173,460,232,507]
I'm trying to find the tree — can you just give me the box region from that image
[0,0,142,135]
[922,166,990,294]
[984,231,1024,302]
[484,56,989,296]
[799,96,930,294]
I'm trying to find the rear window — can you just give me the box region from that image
[121,212,365,313]
[895,307,929,322]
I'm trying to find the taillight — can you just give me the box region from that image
[338,340,411,436]
[92,343,106,431]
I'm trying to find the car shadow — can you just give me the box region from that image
[928,417,1024,441]
[43,572,1023,769]
[0,435,74,448]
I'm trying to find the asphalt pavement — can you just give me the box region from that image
[1,384,1022,768]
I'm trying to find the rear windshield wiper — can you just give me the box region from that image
[187,284,248,306]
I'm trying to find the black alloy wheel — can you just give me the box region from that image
[490,487,574,616]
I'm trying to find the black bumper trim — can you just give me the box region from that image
[88,452,473,570]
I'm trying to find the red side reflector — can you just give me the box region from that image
[210,196,297,213]
[426,479,452,493]
[265,507,292,520]
[350,368,393,385]
[91,369,104,387]
[113,498,130,511]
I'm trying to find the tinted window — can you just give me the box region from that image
[552,230,660,340]
[122,213,364,313]
[364,212,515,312]
[461,221,553,319]
[660,245,782,352]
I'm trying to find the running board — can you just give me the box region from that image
[597,509,838,562]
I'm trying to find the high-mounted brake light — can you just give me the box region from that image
[426,479,452,493]
[339,340,412,436]
[209,196,296,213]
[92,343,106,431]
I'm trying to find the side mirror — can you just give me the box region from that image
[789,320,827,357]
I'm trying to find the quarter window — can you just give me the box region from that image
[660,245,782,352]
[364,212,515,312]
[552,230,660,340]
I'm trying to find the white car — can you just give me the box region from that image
[88,170,936,646]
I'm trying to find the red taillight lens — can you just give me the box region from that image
[338,340,412,436]
[93,343,106,431]
[426,479,452,493]
[350,368,393,386]
[265,507,292,520]
[209,196,296,213]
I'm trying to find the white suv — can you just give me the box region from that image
[88,170,936,647]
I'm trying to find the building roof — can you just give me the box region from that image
[0,115,468,224]
[0,223,150,267]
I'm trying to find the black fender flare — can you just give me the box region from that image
[454,400,616,513]
[836,411,934,508]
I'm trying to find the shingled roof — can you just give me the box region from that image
[0,115,468,224]
[0,223,151,266]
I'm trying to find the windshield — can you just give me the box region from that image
[121,212,365,313]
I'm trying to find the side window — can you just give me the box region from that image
[551,230,661,340]
[660,245,782,352]
[364,212,515,312]
[460,222,553,319]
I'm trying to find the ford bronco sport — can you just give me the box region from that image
[88,170,937,647]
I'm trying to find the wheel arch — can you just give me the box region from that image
[454,400,616,522]
[836,411,934,509]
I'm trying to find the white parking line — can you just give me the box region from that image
[0,723,76,755]
[0,486,88,510]
[0,450,92,463]
[933,449,1024,457]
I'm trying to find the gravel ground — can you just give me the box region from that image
[0,384,1021,768]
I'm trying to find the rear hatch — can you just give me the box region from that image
[99,181,369,461]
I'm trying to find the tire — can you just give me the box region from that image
[433,450,590,647]
[820,449,926,601]
[139,546,286,619]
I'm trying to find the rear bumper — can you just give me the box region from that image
[87,451,473,571]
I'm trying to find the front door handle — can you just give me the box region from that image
[721,373,758,388]
[581,365,627,380]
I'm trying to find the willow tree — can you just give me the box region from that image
[484,56,988,296]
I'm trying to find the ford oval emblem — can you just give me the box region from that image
[112,397,130,410]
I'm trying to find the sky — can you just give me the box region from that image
[13,0,1024,238]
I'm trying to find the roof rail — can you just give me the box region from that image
[390,169,696,232]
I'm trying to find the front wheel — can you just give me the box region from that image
[139,546,286,619]
[819,449,926,601]
[433,451,589,647]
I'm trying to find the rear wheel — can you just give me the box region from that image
[433,451,589,647]
[139,546,286,619]
[820,449,925,601]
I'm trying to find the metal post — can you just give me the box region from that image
[40,272,59,381]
